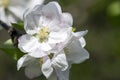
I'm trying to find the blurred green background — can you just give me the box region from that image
[0,0,120,80]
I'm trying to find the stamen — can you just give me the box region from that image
[34,27,49,43]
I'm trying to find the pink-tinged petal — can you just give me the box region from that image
[41,1,62,20]
[18,34,40,53]
[24,5,43,35]
[62,12,73,27]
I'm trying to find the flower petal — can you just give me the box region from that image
[55,68,70,80]
[28,47,48,58]
[17,54,42,79]
[25,60,42,79]
[79,37,86,48]
[41,42,52,51]
[41,1,62,20]
[17,54,37,70]
[17,54,28,70]
[24,5,43,34]
[52,52,68,71]
[18,34,40,53]
[42,57,53,78]
[65,39,89,64]
[62,12,73,27]
[48,31,68,44]
[74,30,88,38]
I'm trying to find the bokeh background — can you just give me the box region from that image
[0,0,120,80]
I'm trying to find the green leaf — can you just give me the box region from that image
[12,21,24,31]
[0,39,24,60]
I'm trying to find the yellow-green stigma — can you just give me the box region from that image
[0,0,10,8]
[39,58,43,66]
[35,27,49,43]
[72,27,76,32]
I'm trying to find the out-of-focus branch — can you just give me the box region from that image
[0,20,10,30]
[0,20,23,47]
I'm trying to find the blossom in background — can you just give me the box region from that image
[0,0,44,26]
[17,1,89,80]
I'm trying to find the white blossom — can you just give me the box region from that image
[17,1,89,80]
[0,0,44,26]
[18,1,72,58]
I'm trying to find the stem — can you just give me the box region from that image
[0,20,23,47]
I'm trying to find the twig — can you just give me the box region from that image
[0,20,23,47]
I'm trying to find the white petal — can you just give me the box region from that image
[74,30,88,38]
[41,42,52,51]
[25,60,42,79]
[79,37,86,48]
[41,1,62,20]
[65,39,89,64]
[17,54,37,70]
[28,47,48,58]
[23,5,43,35]
[62,12,73,27]
[18,34,40,53]
[52,52,68,71]
[17,54,28,70]
[42,58,53,78]
[48,31,68,44]
[55,68,70,80]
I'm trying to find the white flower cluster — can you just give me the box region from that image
[17,1,89,80]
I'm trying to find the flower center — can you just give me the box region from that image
[0,0,10,8]
[35,27,49,43]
